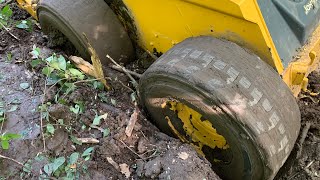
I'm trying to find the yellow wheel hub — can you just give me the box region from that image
[163,101,229,160]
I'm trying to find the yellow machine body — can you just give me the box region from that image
[17,0,320,96]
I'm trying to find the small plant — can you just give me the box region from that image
[0,99,21,150]
[0,133,21,150]
[41,147,94,179]
[0,5,12,27]
[16,19,33,31]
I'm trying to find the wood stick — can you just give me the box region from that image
[110,65,142,79]
[0,21,20,41]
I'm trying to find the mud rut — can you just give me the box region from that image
[0,2,319,180]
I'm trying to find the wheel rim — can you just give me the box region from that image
[162,100,233,164]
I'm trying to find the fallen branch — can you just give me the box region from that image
[110,65,142,79]
[125,107,139,137]
[106,54,138,89]
[119,140,145,160]
[0,154,31,172]
[0,21,20,41]
[297,122,311,158]
[40,79,47,152]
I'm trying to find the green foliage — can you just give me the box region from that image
[0,99,21,150]
[16,19,33,31]
[81,147,94,161]
[44,157,66,176]
[6,52,12,62]
[0,5,12,26]
[46,124,55,135]
[0,133,21,150]
[41,147,94,179]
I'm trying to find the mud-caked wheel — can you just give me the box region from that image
[37,0,134,65]
[139,36,301,180]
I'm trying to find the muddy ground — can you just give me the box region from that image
[0,2,319,180]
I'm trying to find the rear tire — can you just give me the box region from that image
[37,0,134,65]
[139,36,300,180]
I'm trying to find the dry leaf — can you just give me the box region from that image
[70,164,77,169]
[119,163,131,178]
[178,152,189,160]
[125,107,139,137]
[69,56,95,77]
[84,33,110,90]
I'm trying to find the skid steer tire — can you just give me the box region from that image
[37,0,134,65]
[139,36,300,180]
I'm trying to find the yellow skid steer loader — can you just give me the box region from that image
[17,0,320,179]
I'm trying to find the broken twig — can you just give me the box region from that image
[76,137,99,144]
[40,79,47,152]
[119,140,145,160]
[0,21,20,41]
[0,154,31,172]
[297,122,311,158]
[110,65,142,79]
[106,54,138,89]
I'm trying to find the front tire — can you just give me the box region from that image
[139,36,300,180]
[37,0,134,65]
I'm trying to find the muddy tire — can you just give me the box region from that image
[139,36,301,180]
[37,0,134,65]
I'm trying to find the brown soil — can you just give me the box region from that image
[0,1,319,180]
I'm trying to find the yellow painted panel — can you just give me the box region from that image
[123,0,284,73]
[16,0,37,19]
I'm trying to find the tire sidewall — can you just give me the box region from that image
[140,73,267,180]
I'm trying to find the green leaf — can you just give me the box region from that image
[53,157,65,172]
[69,152,79,164]
[30,46,41,59]
[44,163,53,175]
[1,140,9,149]
[19,82,30,90]
[49,61,61,71]
[93,81,104,90]
[6,53,12,62]
[82,147,94,157]
[63,83,76,93]
[70,135,82,145]
[57,56,67,71]
[3,133,21,139]
[46,54,57,63]
[1,5,12,20]
[68,68,84,79]
[70,104,80,114]
[7,105,18,112]
[92,114,102,126]
[103,128,110,137]
[23,160,32,173]
[58,119,64,125]
[42,67,54,76]
[16,20,29,29]
[31,59,41,67]
[46,124,55,134]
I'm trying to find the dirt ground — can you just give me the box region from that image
[0,2,319,180]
